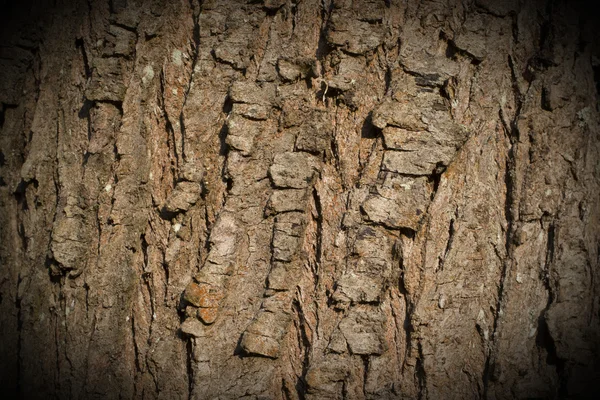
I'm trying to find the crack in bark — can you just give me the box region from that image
[415,340,427,400]
[312,188,323,291]
[159,69,180,179]
[178,0,203,164]
[437,211,457,273]
[293,297,310,400]
[483,112,521,395]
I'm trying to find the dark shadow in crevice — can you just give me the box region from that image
[361,112,380,139]
[218,121,229,156]
[78,98,94,119]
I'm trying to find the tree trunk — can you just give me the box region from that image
[1,0,599,398]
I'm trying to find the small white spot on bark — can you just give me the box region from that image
[104,184,112,192]
[173,223,182,232]
[171,49,183,66]
[516,273,523,283]
[438,294,446,309]
[334,231,345,247]
[142,65,154,87]
[477,309,485,321]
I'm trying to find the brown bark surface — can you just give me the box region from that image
[1,0,599,398]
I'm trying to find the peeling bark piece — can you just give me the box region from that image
[272,229,301,262]
[246,310,291,339]
[277,58,315,82]
[371,99,429,131]
[332,272,384,305]
[274,211,305,236]
[382,126,463,152]
[352,226,391,258]
[229,81,277,106]
[305,356,349,395]
[338,307,387,355]
[183,282,204,307]
[295,124,332,155]
[381,150,443,175]
[269,152,319,188]
[327,329,348,354]
[379,123,468,175]
[212,21,254,71]
[361,174,431,230]
[180,318,207,338]
[282,104,307,128]
[239,332,281,359]
[327,75,356,92]
[341,186,370,229]
[193,270,226,288]
[231,103,270,120]
[398,19,460,78]
[327,12,384,54]
[85,58,126,102]
[362,195,413,228]
[183,213,238,327]
[267,189,309,214]
[352,257,390,277]
[287,108,332,154]
[197,307,218,324]
[375,173,431,201]
[206,213,238,259]
[102,25,137,57]
[352,226,386,258]
[203,260,236,278]
[163,181,201,214]
[327,56,364,92]
[272,212,305,262]
[261,290,294,312]
[226,114,261,155]
[179,163,204,182]
[266,262,292,290]
[214,44,248,70]
[183,282,224,309]
[240,310,291,358]
[452,13,488,61]
[51,214,89,271]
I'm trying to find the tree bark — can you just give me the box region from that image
[1,0,599,398]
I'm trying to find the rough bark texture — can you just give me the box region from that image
[1,0,599,398]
